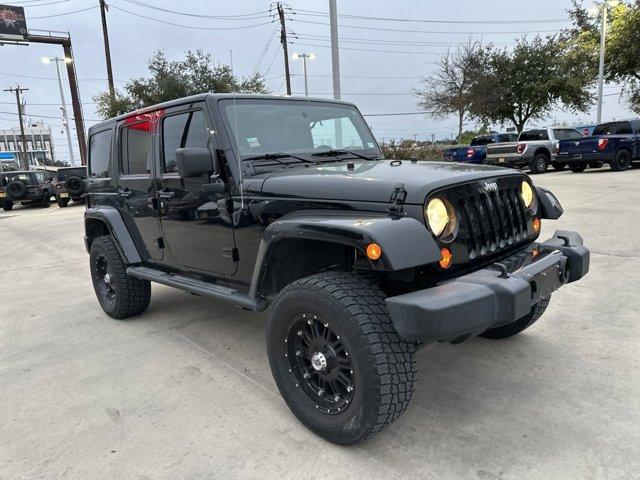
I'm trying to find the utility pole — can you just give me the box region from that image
[99,0,115,99]
[43,57,75,166]
[277,3,291,95]
[4,86,29,170]
[329,0,341,100]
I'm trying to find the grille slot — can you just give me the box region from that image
[457,186,528,259]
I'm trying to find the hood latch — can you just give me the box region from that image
[388,183,407,214]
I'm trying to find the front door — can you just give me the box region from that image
[117,114,163,261]
[157,105,237,276]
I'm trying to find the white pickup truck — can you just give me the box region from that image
[485,127,586,174]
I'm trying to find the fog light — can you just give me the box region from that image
[366,243,382,261]
[532,217,541,233]
[439,247,453,269]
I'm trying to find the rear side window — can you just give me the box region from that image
[593,122,633,135]
[563,129,583,140]
[470,135,495,146]
[519,129,548,141]
[498,134,517,142]
[162,110,208,173]
[553,129,566,140]
[121,121,152,175]
[89,130,113,178]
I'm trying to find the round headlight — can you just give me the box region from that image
[425,197,456,238]
[521,181,534,208]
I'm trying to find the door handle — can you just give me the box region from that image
[157,190,175,199]
[118,188,132,198]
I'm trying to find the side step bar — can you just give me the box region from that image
[126,266,268,312]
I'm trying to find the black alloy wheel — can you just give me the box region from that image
[610,149,631,172]
[94,251,117,307]
[287,314,354,414]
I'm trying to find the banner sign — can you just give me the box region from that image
[0,5,27,41]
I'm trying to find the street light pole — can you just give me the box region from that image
[292,53,316,96]
[44,57,75,166]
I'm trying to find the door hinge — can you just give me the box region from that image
[388,183,407,213]
[153,237,165,249]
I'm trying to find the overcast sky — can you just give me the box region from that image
[0,0,634,164]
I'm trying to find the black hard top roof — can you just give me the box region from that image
[88,93,358,133]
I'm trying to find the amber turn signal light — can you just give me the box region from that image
[532,217,541,233]
[366,243,382,261]
[439,247,453,269]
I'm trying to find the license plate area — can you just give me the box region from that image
[498,158,506,163]
[60,193,69,198]
[573,154,583,159]
[530,262,565,302]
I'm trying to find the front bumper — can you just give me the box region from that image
[386,230,589,343]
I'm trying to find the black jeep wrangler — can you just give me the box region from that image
[0,170,54,211]
[54,166,87,207]
[84,94,590,445]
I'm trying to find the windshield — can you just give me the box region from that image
[57,167,87,181]
[219,99,381,160]
[593,122,633,135]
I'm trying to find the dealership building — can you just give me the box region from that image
[0,121,56,170]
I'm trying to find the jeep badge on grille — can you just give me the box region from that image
[483,181,498,191]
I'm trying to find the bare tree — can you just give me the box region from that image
[415,41,485,143]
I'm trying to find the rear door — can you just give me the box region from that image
[157,104,237,276]
[116,114,164,261]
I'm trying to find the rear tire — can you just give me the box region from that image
[2,201,13,211]
[89,235,151,319]
[529,154,549,174]
[569,162,587,173]
[480,295,551,339]
[41,194,51,208]
[610,149,631,171]
[266,271,416,445]
[552,162,566,171]
[56,195,70,208]
[588,161,604,168]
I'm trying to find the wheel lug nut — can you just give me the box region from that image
[334,395,340,402]
[346,385,353,392]
[296,350,303,357]
[318,388,324,396]
[307,320,312,325]
[324,322,329,327]
[297,330,303,336]
[303,372,310,379]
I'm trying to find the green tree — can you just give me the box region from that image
[566,1,640,113]
[469,36,594,132]
[95,50,269,119]
[414,41,486,143]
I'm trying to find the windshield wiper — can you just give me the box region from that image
[310,148,379,161]
[242,152,316,164]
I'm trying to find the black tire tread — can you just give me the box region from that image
[274,271,416,441]
[91,235,151,319]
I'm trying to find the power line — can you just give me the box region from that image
[120,0,271,20]
[289,41,447,56]
[363,111,426,117]
[0,71,125,83]
[293,33,516,47]
[108,5,275,31]
[18,0,72,7]
[29,6,98,19]
[292,8,571,25]
[253,28,278,73]
[289,18,561,35]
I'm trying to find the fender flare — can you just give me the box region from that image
[535,186,563,220]
[85,206,142,264]
[249,210,441,297]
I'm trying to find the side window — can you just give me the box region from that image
[34,172,45,183]
[564,129,582,140]
[121,120,152,175]
[553,129,565,140]
[89,129,113,179]
[162,110,208,174]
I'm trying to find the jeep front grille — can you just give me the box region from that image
[456,186,528,259]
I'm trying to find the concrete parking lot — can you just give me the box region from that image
[1,167,639,480]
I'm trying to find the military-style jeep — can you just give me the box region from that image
[84,94,589,445]
[54,166,87,207]
[0,170,54,211]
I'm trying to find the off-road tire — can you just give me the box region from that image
[551,162,566,171]
[40,193,51,208]
[56,195,70,208]
[64,176,85,196]
[2,200,13,211]
[6,180,26,199]
[266,271,416,445]
[569,162,587,173]
[529,153,549,174]
[610,149,631,172]
[589,161,604,169]
[480,295,551,339]
[89,235,151,319]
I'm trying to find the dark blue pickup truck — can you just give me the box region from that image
[443,133,518,164]
[557,119,640,172]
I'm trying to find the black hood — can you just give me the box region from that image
[249,160,525,205]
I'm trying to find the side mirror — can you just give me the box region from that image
[176,148,216,178]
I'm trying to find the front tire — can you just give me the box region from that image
[40,194,51,208]
[266,272,416,445]
[569,162,587,173]
[89,235,151,319]
[2,201,13,211]
[480,295,551,339]
[529,154,549,174]
[610,149,631,171]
